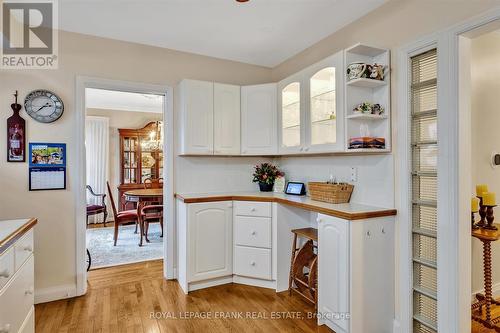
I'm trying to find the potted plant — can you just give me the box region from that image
[252,163,284,192]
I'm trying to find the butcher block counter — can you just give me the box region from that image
[0,218,37,254]
[175,191,396,220]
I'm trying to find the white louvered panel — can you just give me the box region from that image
[411,48,438,332]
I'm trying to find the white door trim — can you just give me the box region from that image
[75,76,174,296]
[395,6,500,332]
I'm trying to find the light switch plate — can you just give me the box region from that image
[350,167,358,182]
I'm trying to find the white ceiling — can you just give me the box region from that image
[85,88,163,113]
[60,0,387,67]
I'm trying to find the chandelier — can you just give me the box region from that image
[141,121,163,152]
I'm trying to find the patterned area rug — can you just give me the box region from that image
[87,223,163,269]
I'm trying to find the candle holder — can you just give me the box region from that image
[472,211,480,230]
[477,196,488,228]
[484,205,498,230]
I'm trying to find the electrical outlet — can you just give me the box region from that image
[350,167,358,182]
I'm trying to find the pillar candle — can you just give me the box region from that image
[476,184,488,197]
[483,192,496,206]
[471,197,480,212]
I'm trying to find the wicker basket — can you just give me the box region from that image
[307,182,354,204]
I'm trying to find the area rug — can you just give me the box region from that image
[87,223,163,269]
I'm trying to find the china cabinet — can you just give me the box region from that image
[241,83,278,155]
[118,122,163,211]
[278,51,344,154]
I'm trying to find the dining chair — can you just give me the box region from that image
[106,181,139,246]
[143,177,163,189]
[86,185,107,226]
[141,204,163,243]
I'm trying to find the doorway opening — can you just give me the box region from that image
[75,77,174,296]
[85,88,165,270]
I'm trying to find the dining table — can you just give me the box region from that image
[124,188,163,246]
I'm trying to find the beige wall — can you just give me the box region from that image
[471,31,500,293]
[0,30,273,294]
[85,108,162,212]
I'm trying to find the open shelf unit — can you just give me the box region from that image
[344,43,391,152]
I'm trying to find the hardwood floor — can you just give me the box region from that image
[35,260,333,333]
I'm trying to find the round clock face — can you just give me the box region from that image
[24,90,64,123]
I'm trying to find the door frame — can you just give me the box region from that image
[395,7,500,332]
[75,76,175,296]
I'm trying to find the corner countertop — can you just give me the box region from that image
[175,192,396,221]
[0,218,37,255]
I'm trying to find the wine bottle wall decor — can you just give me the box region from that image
[7,91,26,162]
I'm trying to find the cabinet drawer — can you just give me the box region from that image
[0,255,34,333]
[0,248,14,291]
[234,216,271,248]
[15,230,33,271]
[234,201,271,217]
[234,246,271,280]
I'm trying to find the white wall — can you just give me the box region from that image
[471,31,500,294]
[278,155,394,207]
[85,108,162,213]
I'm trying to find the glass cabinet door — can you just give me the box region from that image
[281,82,301,149]
[310,67,336,146]
[122,137,138,184]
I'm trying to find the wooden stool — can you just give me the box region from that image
[288,227,318,309]
[472,224,500,331]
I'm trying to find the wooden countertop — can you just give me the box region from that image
[0,218,37,255]
[175,192,396,220]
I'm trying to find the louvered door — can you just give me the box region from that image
[410,49,438,333]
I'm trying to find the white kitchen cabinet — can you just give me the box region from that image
[317,216,350,332]
[187,201,233,282]
[0,228,35,333]
[214,83,240,155]
[278,51,344,154]
[241,83,278,155]
[179,79,214,155]
[317,214,394,333]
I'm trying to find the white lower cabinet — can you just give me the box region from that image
[177,200,274,292]
[187,201,233,282]
[317,214,394,333]
[0,230,35,333]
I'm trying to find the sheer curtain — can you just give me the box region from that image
[85,116,109,223]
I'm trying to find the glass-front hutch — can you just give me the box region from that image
[118,121,163,210]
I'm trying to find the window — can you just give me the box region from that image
[411,49,438,333]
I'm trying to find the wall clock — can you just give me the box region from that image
[24,90,64,123]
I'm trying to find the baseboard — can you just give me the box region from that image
[471,281,500,304]
[35,284,77,304]
[392,319,401,333]
[188,276,233,292]
[232,275,276,289]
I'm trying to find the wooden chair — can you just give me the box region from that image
[106,181,139,246]
[86,185,108,226]
[143,177,163,189]
[141,204,163,243]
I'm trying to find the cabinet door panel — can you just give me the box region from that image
[180,80,214,154]
[214,83,240,155]
[188,202,232,282]
[278,74,304,154]
[241,84,277,155]
[318,215,349,332]
[306,51,344,153]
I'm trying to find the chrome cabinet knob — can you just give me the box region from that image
[25,287,34,295]
[250,261,256,266]
[251,231,256,235]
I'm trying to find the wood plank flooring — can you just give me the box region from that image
[35,260,333,333]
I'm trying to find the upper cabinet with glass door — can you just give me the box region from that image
[279,78,302,153]
[278,51,344,154]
